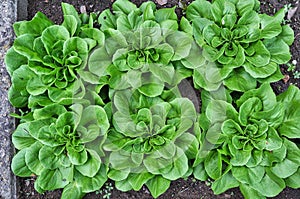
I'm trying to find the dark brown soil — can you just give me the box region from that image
[19,0,300,199]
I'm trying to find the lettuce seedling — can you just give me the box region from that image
[186,0,294,91]
[193,84,300,198]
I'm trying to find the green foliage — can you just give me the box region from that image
[104,88,198,197]
[5,3,105,108]
[194,83,300,198]
[186,0,294,91]
[5,0,300,199]
[90,0,195,97]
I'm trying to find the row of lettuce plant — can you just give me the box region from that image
[5,0,300,198]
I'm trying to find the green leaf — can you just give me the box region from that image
[167,31,192,61]
[243,61,277,78]
[186,0,212,20]
[138,75,164,97]
[41,25,70,54]
[265,127,282,151]
[204,151,222,180]
[211,172,239,195]
[260,13,282,39]
[278,25,294,46]
[230,148,252,166]
[240,184,266,199]
[13,34,41,61]
[251,169,285,197]
[88,46,111,76]
[79,106,109,142]
[236,83,277,110]
[80,28,105,46]
[25,142,44,175]
[162,148,189,181]
[232,166,265,185]
[13,12,53,36]
[11,149,33,177]
[175,133,199,159]
[98,9,117,31]
[193,163,208,181]
[5,48,28,76]
[264,39,291,64]
[39,145,61,169]
[155,7,177,23]
[181,42,205,69]
[278,101,300,139]
[245,41,270,67]
[285,168,300,189]
[62,15,78,36]
[115,179,132,192]
[12,122,36,150]
[146,175,171,198]
[61,182,84,199]
[67,147,88,166]
[61,2,81,28]
[108,168,130,181]
[112,0,137,15]
[206,100,238,124]
[37,169,69,190]
[110,151,139,170]
[75,165,108,193]
[236,0,257,15]
[26,76,48,95]
[270,158,298,179]
[128,172,154,191]
[75,150,101,177]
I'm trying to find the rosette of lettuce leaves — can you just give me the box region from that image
[5,3,105,108]
[11,103,110,198]
[88,0,194,97]
[193,83,300,198]
[103,88,199,198]
[185,0,294,91]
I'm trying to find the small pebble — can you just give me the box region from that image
[80,5,87,14]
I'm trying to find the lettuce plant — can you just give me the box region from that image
[11,103,110,198]
[88,0,193,97]
[186,0,294,91]
[104,89,199,198]
[193,84,300,198]
[5,3,105,108]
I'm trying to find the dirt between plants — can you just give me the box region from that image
[17,0,300,198]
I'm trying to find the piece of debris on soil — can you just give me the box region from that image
[80,5,87,14]
[287,1,299,20]
[283,74,290,83]
[157,0,168,6]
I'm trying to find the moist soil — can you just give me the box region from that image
[18,0,300,198]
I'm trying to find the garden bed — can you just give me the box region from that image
[13,0,300,198]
